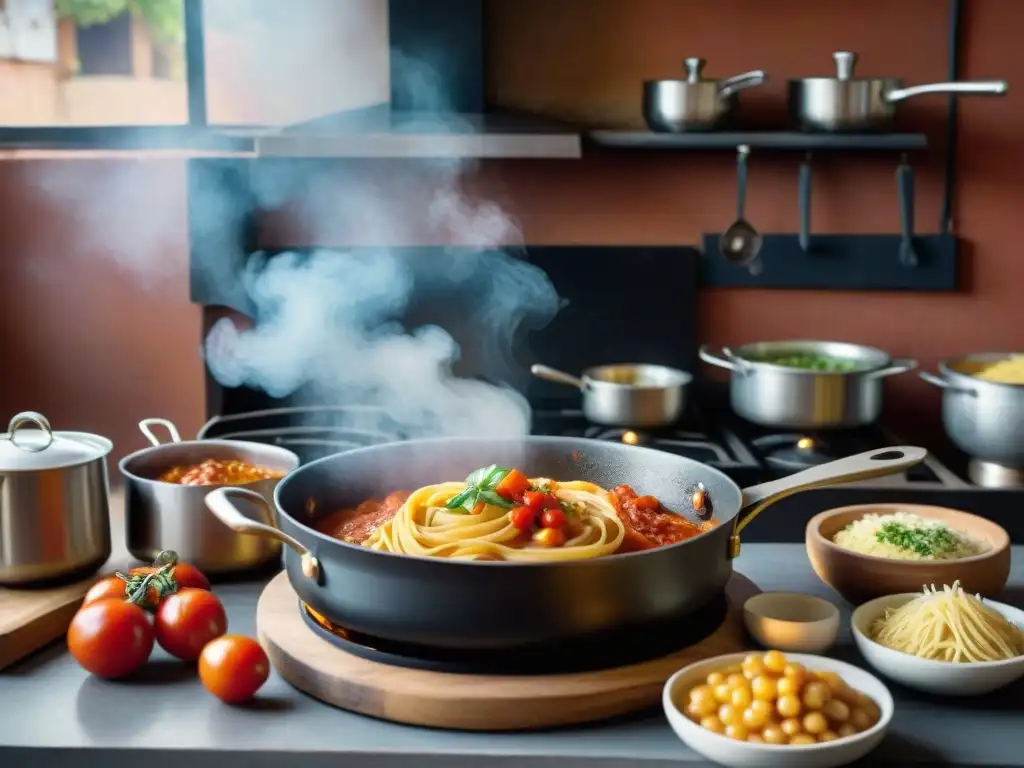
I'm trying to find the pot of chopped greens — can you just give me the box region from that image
[699,340,917,429]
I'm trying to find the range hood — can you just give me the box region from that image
[226,104,581,160]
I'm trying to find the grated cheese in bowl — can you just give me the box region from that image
[832,511,990,561]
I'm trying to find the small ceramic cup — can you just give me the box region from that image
[743,592,841,654]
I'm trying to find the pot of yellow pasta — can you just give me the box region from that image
[920,353,1024,466]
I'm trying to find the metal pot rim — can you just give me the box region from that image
[728,340,893,374]
[119,438,300,485]
[788,76,902,86]
[582,364,693,391]
[938,354,1024,390]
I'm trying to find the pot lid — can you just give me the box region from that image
[0,411,112,471]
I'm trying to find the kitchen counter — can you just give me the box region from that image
[2,543,1021,768]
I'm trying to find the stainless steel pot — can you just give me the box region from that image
[204,438,924,651]
[789,51,1008,132]
[0,411,113,585]
[920,354,1024,466]
[119,418,299,574]
[530,363,692,427]
[699,341,917,429]
[644,57,766,132]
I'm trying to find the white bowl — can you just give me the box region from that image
[743,592,840,653]
[663,652,893,768]
[851,593,1024,696]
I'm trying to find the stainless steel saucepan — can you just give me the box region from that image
[531,363,692,427]
[789,51,1008,132]
[644,57,766,132]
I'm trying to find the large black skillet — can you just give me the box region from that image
[204,437,924,651]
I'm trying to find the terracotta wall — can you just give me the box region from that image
[0,0,1020,460]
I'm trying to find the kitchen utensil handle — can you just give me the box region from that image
[684,57,705,83]
[864,358,917,380]
[698,345,747,373]
[833,51,858,81]
[919,371,977,395]
[886,80,1008,102]
[730,446,927,555]
[718,70,767,99]
[139,418,182,447]
[798,155,812,252]
[897,161,918,267]
[205,487,321,581]
[736,145,749,219]
[5,411,54,452]
[530,364,586,390]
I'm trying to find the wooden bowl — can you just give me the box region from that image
[805,503,1011,605]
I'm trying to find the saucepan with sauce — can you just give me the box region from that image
[119,418,299,574]
[203,436,924,652]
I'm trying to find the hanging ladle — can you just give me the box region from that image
[719,144,763,275]
[896,154,918,267]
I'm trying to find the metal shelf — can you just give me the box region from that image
[587,131,928,152]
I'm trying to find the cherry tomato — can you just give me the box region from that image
[522,491,559,512]
[83,576,130,605]
[131,562,210,591]
[532,527,566,548]
[509,506,536,530]
[540,507,566,530]
[154,588,228,661]
[199,635,270,704]
[68,599,154,679]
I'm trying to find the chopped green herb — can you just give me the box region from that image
[446,465,514,514]
[874,522,958,558]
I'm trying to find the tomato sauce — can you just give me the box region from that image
[159,459,285,486]
[314,491,410,544]
[610,485,716,552]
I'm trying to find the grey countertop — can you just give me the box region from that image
[2,543,1022,768]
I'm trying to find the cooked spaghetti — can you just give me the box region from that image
[870,581,1024,663]
[364,478,626,562]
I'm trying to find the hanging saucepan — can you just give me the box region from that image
[644,57,767,132]
[204,438,925,651]
[530,363,692,427]
[789,51,1008,132]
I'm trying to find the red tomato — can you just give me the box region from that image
[83,576,129,605]
[154,588,228,661]
[509,506,536,530]
[131,562,211,592]
[68,599,154,679]
[540,508,566,530]
[494,468,530,500]
[522,491,559,512]
[199,635,270,704]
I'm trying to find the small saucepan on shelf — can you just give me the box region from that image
[119,418,299,574]
[789,51,1007,132]
[644,57,766,132]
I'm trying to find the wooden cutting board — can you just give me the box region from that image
[256,570,760,731]
[0,490,132,671]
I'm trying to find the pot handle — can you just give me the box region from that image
[726,446,927,559]
[698,345,748,373]
[718,70,767,99]
[205,487,321,582]
[5,411,54,452]
[530,364,587,391]
[886,80,1008,103]
[139,418,182,447]
[919,370,977,396]
[863,358,918,380]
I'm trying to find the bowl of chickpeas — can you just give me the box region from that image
[662,649,893,768]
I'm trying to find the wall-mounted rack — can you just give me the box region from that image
[587,131,927,152]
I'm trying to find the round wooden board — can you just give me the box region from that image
[256,571,760,731]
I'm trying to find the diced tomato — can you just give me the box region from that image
[523,490,559,511]
[612,484,638,501]
[532,527,566,547]
[540,508,566,530]
[633,495,661,511]
[509,506,536,530]
[495,469,530,500]
[471,500,486,515]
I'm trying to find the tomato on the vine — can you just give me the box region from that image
[68,599,154,679]
[131,562,210,592]
[154,588,227,661]
[199,635,270,703]
[83,576,130,605]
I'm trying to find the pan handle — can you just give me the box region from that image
[698,345,749,373]
[717,70,767,99]
[530,364,587,390]
[863,358,917,380]
[726,446,928,559]
[886,80,1008,103]
[920,370,977,396]
[205,487,321,582]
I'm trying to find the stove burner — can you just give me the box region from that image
[300,596,729,675]
[583,426,733,463]
[752,434,836,471]
[969,460,1024,489]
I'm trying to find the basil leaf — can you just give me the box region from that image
[477,490,515,509]
[483,467,510,490]
[445,487,477,511]
[465,464,497,487]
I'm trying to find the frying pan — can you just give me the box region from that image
[205,437,924,651]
